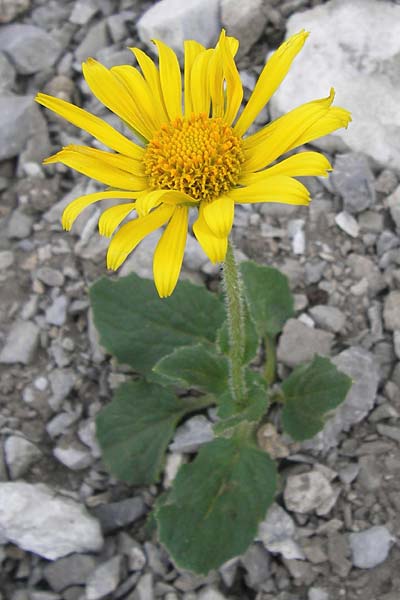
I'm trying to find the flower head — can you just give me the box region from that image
[36,30,351,297]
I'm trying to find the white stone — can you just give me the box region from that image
[0,482,103,559]
[349,526,394,569]
[284,471,335,515]
[257,503,305,560]
[221,0,268,58]
[4,435,42,479]
[0,320,39,365]
[170,415,213,453]
[86,556,121,600]
[0,24,61,74]
[137,0,220,58]
[269,0,400,170]
[335,211,359,238]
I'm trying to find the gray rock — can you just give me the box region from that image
[46,412,80,439]
[241,543,270,588]
[169,415,214,453]
[377,230,399,256]
[0,95,48,161]
[0,52,15,90]
[4,435,42,479]
[0,482,103,559]
[0,250,14,270]
[69,0,98,25]
[45,295,69,326]
[0,320,40,365]
[394,331,400,360]
[183,234,208,271]
[387,185,400,231]
[335,211,359,238]
[277,319,334,368]
[349,526,393,569]
[304,260,327,284]
[48,369,76,410]
[0,0,30,23]
[383,291,400,331]
[36,267,64,287]
[331,153,375,214]
[132,572,154,600]
[347,253,385,295]
[309,305,345,333]
[284,471,335,515]
[308,589,329,600]
[0,24,61,74]
[358,455,382,491]
[43,554,96,592]
[86,556,121,600]
[257,503,305,560]
[7,210,33,239]
[137,0,220,58]
[75,20,109,63]
[303,347,379,453]
[327,533,351,577]
[197,588,229,600]
[270,0,400,170]
[53,440,93,471]
[220,0,268,58]
[92,497,146,534]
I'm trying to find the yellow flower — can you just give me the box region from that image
[36,30,351,297]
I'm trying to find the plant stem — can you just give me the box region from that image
[264,334,276,385]
[222,239,247,406]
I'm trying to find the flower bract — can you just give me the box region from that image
[36,30,351,297]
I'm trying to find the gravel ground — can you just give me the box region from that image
[1,0,400,599]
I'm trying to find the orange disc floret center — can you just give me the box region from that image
[144,113,244,202]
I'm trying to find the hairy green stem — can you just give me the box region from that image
[264,334,276,385]
[222,240,247,406]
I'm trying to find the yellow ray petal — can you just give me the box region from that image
[111,65,163,134]
[35,93,144,160]
[48,144,144,176]
[98,202,136,237]
[242,89,335,172]
[219,31,243,126]
[239,151,332,185]
[107,204,175,270]
[192,203,228,263]
[44,147,148,191]
[287,107,352,151]
[136,189,194,217]
[184,40,206,117]
[208,48,224,118]
[130,47,169,123]
[153,40,182,120]
[62,191,138,231]
[234,30,309,136]
[230,176,310,206]
[82,58,152,141]
[190,48,213,115]
[153,206,189,297]
[202,195,235,238]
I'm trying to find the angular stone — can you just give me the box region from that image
[0,250,14,270]
[75,20,109,63]
[302,347,379,453]
[0,0,31,23]
[92,497,146,534]
[0,24,61,74]
[284,471,335,515]
[257,503,305,560]
[45,295,69,326]
[69,0,98,25]
[383,291,400,331]
[331,153,375,214]
[0,482,103,559]
[0,320,40,365]
[36,267,64,287]
[335,211,359,238]
[241,543,271,588]
[0,51,15,90]
[270,0,400,170]
[4,435,42,479]
[86,556,121,600]
[53,440,93,471]
[0,95,48,161]
[221,0,268,58]
[137,0,220,58]
[43,554,96,592]
[169,415,214,453]
[349,526,393,569]
[387,185,400,231]
[309,305,345,333]
[7,210,33,239]
[277,319,334,368]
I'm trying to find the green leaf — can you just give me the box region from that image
[215,370,269,433]
[281,355,352,441]
[90,274,225,379]
[96,380,189,485]
[240,261,294,337]
[217,303,259,365]
[156,437,277,574]
[154,343,229,395]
